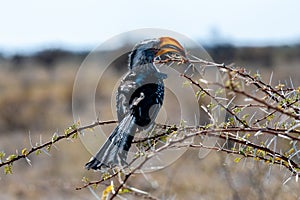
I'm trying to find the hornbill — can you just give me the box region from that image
[85,37,187,170]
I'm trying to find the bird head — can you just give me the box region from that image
[129,37,187,69]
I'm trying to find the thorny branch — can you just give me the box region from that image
[0,120,117,169]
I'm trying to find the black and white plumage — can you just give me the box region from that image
[85,37,186,170]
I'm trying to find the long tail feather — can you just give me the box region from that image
[85,114,136,170]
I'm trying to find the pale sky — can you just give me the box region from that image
[1,0,300,55]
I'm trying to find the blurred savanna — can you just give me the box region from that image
[0,42,300,199]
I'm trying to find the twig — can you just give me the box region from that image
[0,120,117,168]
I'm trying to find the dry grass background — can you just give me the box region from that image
[0,45,299,199]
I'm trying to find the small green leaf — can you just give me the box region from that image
[256,149,265,157]
[183,80,191,87]
[245,133,251,139]
[266,114,275,122]
[46,145,51,152]
[239,149,246,156]
[102,184,114,199]
[234,157,242,163]
[6,154,17,162]
[71,132,78,139]
[52,132,58,143]
[207,102,215,109]
[101,173,111,181]
[204,123,213,129]
[242,114,249,119]
[82,176,89,183]
[196,90,206,99]
[0,151,5,162]
[64,127,72,135]
[253,73,261,80]
[275,83,285,90]
[21,148,28,156]
[92,183,98,190]
[4,164,13,174]
[215,88,224,95]
[64,122,80,135]
[233,107,242,114]
[71,123,78,129]
[120,188,131,194]
[228,117,235,126]
[159,135,168,143]
[35,149,42,156]
[87,127,94,132]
